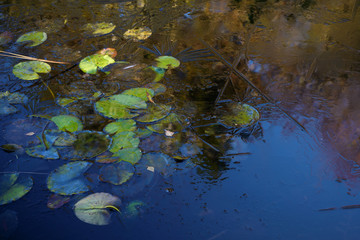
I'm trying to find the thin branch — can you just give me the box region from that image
[0,50,70,64]
[200,39,308,133]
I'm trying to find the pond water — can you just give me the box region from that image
[1,0,360,239]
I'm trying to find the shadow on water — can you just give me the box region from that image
[1,0,360,239]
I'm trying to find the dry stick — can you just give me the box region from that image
[200,39,308,133]
[0,50,70,64]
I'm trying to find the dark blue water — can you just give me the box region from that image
[1,0,360,239]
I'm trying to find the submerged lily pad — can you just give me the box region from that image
[112,147,142,165]
[147,113,184,134]
[13,61,51,80]
[56,97,77,107]
[0,173,33,206]
[220,103,260,128]
[0,144,22,153]
[0,91,28,104]
[82,22,116,36]
[123,27,152,41]
[156,56,180,69]
[74,192,121,226]
[138,152,175,177]
[72,131,111,159]
[95,99,139,119]
[16,31,47,47]
[103,119,136,135]
[144,83,167,95]
[47,194,70,209]
[25,144,59,159]
[122,200,145,218]
[100,161,135,185]
[109,131,140,153]
[47,161,92,195]
[51,115,83,133]
[122,88,154,101]
[79,54,115,74]
[136,104,171,123]
[0,102,18,115]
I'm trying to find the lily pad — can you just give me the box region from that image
[108,94,147,109]
[95,99,139,119]
[0,144,22,153]
[79,54,115,74]
[13,61,51,80]
[47,161,92,195]
[0,91,28,104]
[51,115,83,133]
[0,173,33,206]
[135,128,153,138]
[136,104,171,123]
[74,192,121,226]
[103,119,136,135]
[123,27,152,41]
[144,82,167,95]
[99,161,135,185]
[25,144,59,159]
[0,102,18,115]
[47,194,70,209]
[56,97,77,107]
[72,131,111,159]
[147,113,184,134]
[156,56,180,69]
[112,147,142,165]
[220,103,260,128]
[82,22,116,36]
[122,88,154,102]
[16,31,47,47]
[109,131,140,153]
[138,152,175,177]
[122,200,145,218]
[96,152,119,163]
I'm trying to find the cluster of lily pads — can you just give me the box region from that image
[0,22,260,226]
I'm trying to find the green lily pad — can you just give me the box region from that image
[79,54,115,74]
[123,26,152,41]
[122,88,155,102]
[108,94,147,109]
[0,91,28,104]
[136,104,171,123]
[147,113,184,134]
[99,161,135,185]
[74,192,121,226]
[53,132,77,147]
[112,147,142,165]
[72,131,111,159]
[16,31,47,47]
[220,103,260,128]
[47,161,92,195]
[0,102,18,115]
[0,173,33,206]
[156,56,180,69]
[103,119,136,135]
[13,61,51,80]
[25,144,59,159]
[95,99,139,119]
[51,115,83,133]
[109,131,140,153]
[122,200,145,218]
[139,152,175,177]
[82,22,116,36]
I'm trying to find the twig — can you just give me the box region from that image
[0,50,70,64]
[200,39,308,133]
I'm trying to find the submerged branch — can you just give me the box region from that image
[0,50,70,64]
[200,39,308,133]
